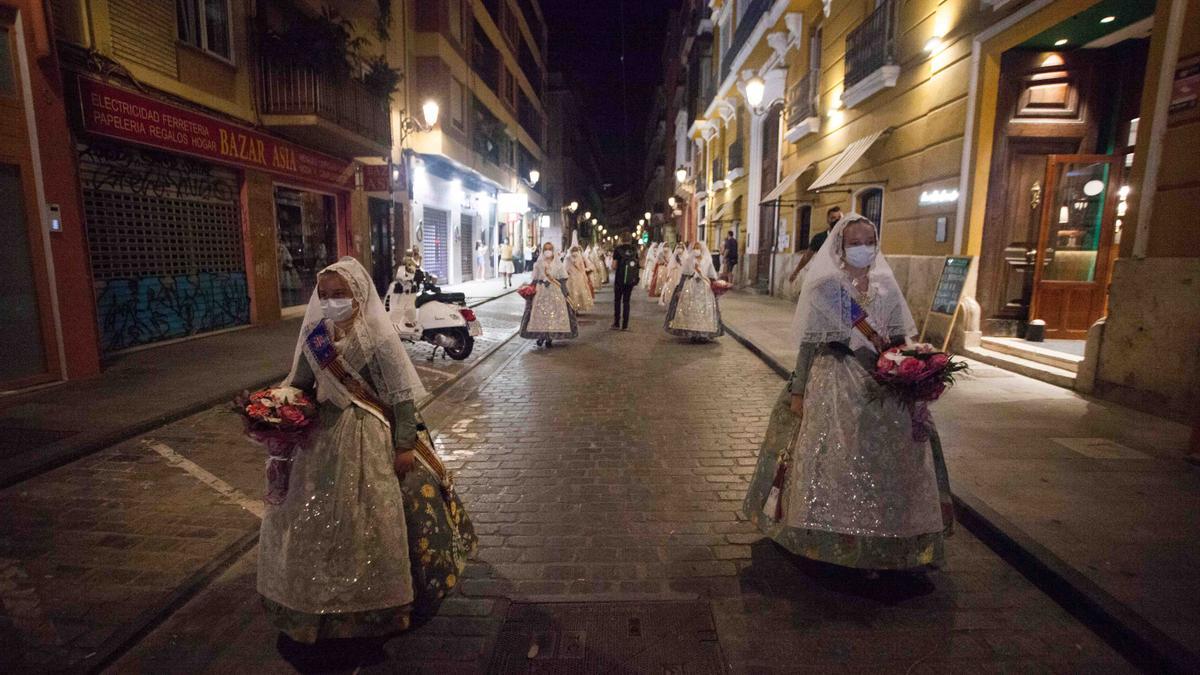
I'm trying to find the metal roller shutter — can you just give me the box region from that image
[78,141,250,353]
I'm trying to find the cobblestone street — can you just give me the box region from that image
[2,291,1133,673]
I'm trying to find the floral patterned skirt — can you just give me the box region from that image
[743,372,954,570]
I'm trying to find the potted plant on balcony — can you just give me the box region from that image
[362,55,403,100]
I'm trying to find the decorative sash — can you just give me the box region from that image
[849,297,884,349]
[304,321,451,487]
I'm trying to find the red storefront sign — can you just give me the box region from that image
[362,163,391,192]
[77,76,355,187]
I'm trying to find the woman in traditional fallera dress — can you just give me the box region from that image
[259,257,476,644]
[521,242,578,347]
[640,243,659,288]
[647,245,669,298]
[657,243,686,307]
[742,214,953,573]
[565,245,596,313]
[664,242,723,341]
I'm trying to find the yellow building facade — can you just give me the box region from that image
[676,0,1199,420]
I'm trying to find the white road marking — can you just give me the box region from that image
[142,439,265,519]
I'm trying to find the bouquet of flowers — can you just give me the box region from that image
[710,279,733,296]
[516,283,538,300]
[873,343,968,442]
[233,386,318,504]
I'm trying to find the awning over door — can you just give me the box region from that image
[808,129,888,191]
[706,200,731,223]
[760,162,815,204]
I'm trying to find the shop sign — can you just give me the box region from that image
[497,191,528,214]
[362,163,391,192]
[77,76,355,187]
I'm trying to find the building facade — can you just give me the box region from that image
[398,0,549,283]
[545,72,603,250]
[0,1,100,391]
[653,0,1200,422]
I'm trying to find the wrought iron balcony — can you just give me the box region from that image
[845,0,899,90]
[720,0,770,83]
[711,155,724,183]
[257,55,390,156]
[786,70,819,129]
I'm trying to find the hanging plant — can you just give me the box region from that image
[362,55,404,99]
[264,7,366,77]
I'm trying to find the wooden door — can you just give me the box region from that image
[1028,155,1120,339]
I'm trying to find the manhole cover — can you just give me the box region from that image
[488,601,725,674]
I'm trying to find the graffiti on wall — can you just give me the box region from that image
[94,272,250,353]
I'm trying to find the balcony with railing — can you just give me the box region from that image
[784,69,820,142]
[719,0,770,83]
[711,155,725,188]
[842,0,900,108]
[257,53,390,157]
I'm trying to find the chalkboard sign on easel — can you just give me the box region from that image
[920,256,972,351]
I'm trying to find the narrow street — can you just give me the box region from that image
[1,289,1132,673]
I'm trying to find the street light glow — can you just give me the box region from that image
[668,196,677,208]
[568,201,578,213]
[676,167,688,183]
[529,169,540,186]
[422,100,440,128]
[584,211,592,220]
[644,211,651,221]
[745,76,765,108]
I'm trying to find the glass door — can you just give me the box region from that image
[1029,155,1120,339]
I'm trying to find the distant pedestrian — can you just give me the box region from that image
[788,205,842,284]
[498,238,515,288]
[473,241,486,280]
[611,233,640,330]
[721,231,738,282]
[743,213,953,575]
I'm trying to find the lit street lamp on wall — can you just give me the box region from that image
[398,99,440,145]
[528,169,540,186]
[676,167,688,183]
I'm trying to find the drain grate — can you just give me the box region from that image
[488,601,725,674]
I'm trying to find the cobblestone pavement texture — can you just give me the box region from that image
[3,290,1132,673]
[0,299,522,672]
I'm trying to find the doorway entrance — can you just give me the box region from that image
[977,5,1152,346]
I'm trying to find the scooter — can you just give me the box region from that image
[385,266,481,361]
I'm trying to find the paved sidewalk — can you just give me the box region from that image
[0,277,524,488]
[719,290,1200,670]
[0,298,528,672]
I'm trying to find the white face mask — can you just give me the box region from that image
[320,298,355,322]
[845,244,876,269]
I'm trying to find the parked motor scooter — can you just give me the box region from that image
[385,264,481,360]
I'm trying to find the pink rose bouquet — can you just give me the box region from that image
[233,386,319,504]
[873,343,968,441]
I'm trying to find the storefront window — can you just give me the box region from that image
[275,187,338,307]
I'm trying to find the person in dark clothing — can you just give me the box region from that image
[721,231,739,281]
[789,205,842,283]
[611,234,640,330]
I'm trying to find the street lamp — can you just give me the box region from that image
[528,169,540,186]
[638,218,645,226]
[591,218,597,225]
[568,201,579,213]
[397,101,440,146]
[676,167,688,183]
[584,211,592,220]
[667,196,676,208]
[745,76,765,109]
[644,211,651,221]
